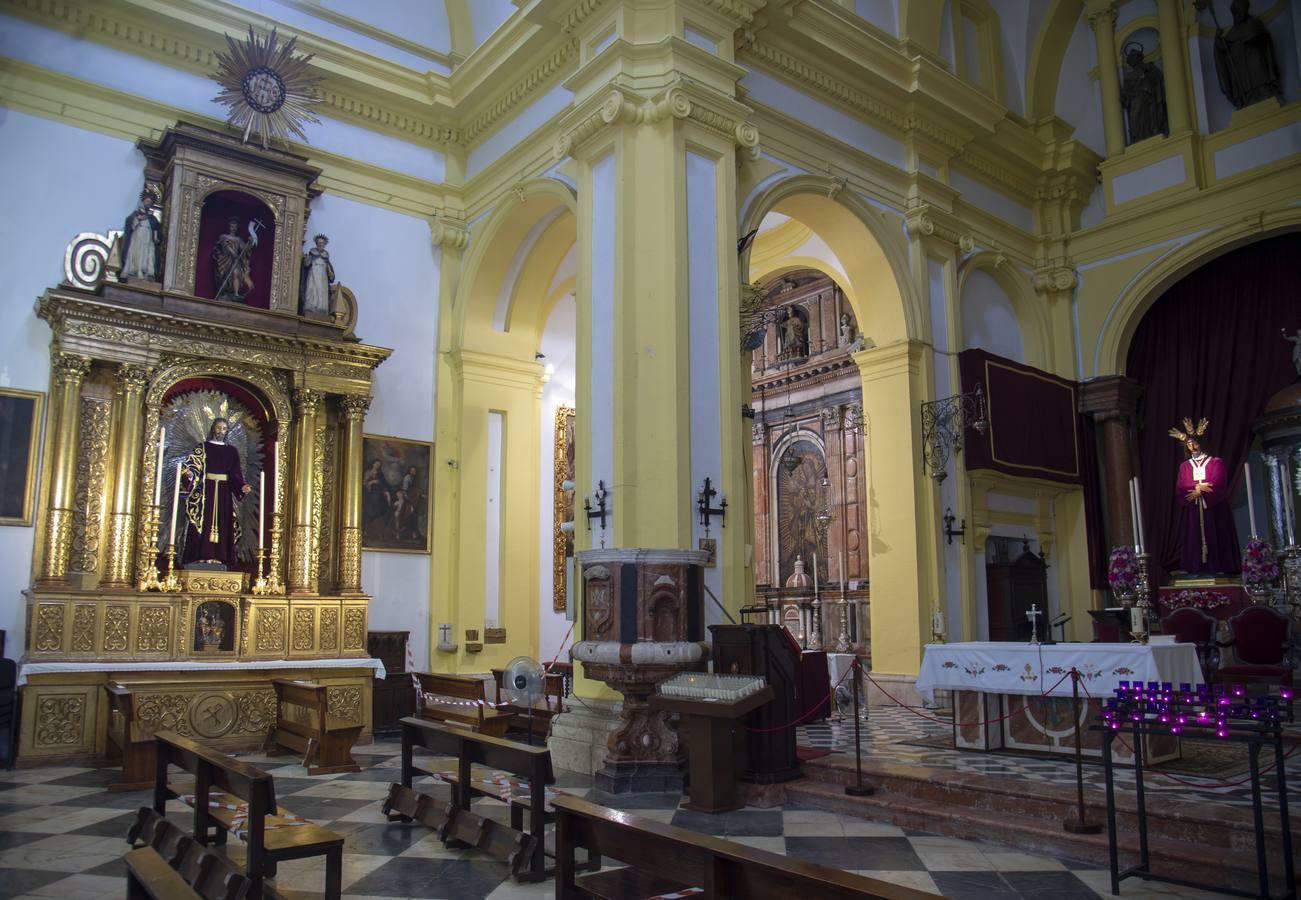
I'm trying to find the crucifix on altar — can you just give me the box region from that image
[1026,603,1042,645]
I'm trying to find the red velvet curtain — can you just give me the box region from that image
[1125,233,1300,586]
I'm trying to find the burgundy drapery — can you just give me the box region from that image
[1125,233,1300,587]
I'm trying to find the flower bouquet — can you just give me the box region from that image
[1108,545,1139,606]
[1242,538,1279,603]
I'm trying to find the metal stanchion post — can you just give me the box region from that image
[845,659,873,797]
[1064,668,1101,834]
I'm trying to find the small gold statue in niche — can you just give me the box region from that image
[196,602,230,652]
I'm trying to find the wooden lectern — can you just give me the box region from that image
[709,624,802,783]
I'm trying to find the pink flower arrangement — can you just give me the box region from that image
[1242,538,1280,585]
[1163,589,1232,612]
[1108,545,1138,592]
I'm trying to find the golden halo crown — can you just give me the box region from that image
[1167,417,1209,443]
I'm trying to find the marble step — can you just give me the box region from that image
[786,779,1295,894]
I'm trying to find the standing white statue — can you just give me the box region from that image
[120,189,161,281]
[299,233,335,317]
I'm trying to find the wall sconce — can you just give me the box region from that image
[697,477,727,530]
[584,480,610,531]
[943,507,966,545]
[921,383,987,482]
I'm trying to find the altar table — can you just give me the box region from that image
[917,642,1204,763]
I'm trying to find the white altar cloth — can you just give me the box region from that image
[17,657,386,686]
[915,642,1204,704]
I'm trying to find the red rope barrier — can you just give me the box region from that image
[743,660,858,733]
[861,667,1076,728]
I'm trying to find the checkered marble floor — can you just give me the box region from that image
[0,735,1243,900]
[798,705,1301,812]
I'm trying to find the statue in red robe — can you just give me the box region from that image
[181,417,251,567]
[1170,418,1240,575]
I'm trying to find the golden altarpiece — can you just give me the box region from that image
[19,122,390,764]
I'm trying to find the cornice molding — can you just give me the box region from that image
[462,39,579,145]
[905,204,975,253]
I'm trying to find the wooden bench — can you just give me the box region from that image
[126,808,250,900]
[414,671,513,737]
[264,679,363,775]
[382,782,536,875]
[490,667,566,739]
[153,730,344,900]
[106,683,155,791]
[396,715,597,882]
[126,847,209,900]
[552,793,938,899]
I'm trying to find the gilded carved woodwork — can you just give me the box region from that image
[104,605,130,651]
[256,607,287,653]
[70,397,111,575]
[319,606,339,651]
[102,363,152,587]
[34,695,85,747]
[189,693,238,738]
[71,604,97,653]
[34,603,65,652]
[326,686,361,723]
[343,607,365,650]
[235,690,278,734]
[292,607,316,651]
[136,606,171,653]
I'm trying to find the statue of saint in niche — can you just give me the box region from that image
[1200,0,1283,109]
[1120,44,1168,143]
[211,216,262,301]
[180,416,252,569]
[299,233,335,317]
[121,189,162,281]
[780,307,809,359]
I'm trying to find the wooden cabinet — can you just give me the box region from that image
[985,539,1048,642]
[368,631,414,735]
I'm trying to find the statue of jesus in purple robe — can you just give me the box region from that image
[181,417,251,568]
[1176,436,1241,575]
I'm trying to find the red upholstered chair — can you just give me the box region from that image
[1217,606,1294,717]
[1159,607,1218,675]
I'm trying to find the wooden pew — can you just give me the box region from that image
[552,793,938,900]
[106,683,155,791]
[264,679,362,775]
[414,672,513,737]
[381,783,536,875]
[126,847,206,900]
[153,730,344,900]
[397,715,597,882]
[126,808,250,900]
[490,667,566,739]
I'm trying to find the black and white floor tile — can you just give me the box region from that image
[0,732,1244,900]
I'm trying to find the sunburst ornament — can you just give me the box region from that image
[211,26,321,149]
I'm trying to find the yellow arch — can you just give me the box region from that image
[1026,0,1083,121]
[739,175,919,345]
[1097,209,1301,376]
[956,251,1051,371]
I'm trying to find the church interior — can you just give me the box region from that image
[0,0,1299,897]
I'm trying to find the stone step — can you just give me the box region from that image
[786,778,1296,895]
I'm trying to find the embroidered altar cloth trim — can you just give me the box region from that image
[17,657,385,686]
[915,642,1203,704]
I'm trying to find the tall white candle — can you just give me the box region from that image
[271,442,279,515]
[1244,462,1258,539]
[153,427,166,506]
[1282,459,1297,546]
[258,470,265,549]
[812,552,819,598]
[1128,479,1141,553]
[169,459,183,545]
[839,551,847,600]
[1134,476,1147,552]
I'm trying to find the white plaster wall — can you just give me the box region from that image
[1056,15,1107,156]
[960,270,1024,363]
[1194,1,1299,133]
[0,112,152,658]
[951,170,1035,233]
[467,85,573,180]
[305,194,442,670]
[538,293,577,664]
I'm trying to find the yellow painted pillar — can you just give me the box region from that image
[39,353,92,585]
[336,394,369,594]
[289,388,320,595]
[1155,0,1192,135]
[101,363,151,589]
[1086,1,1126,157]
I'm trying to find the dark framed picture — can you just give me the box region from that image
[0,388,44,526]
[361,434,432,553]
[553,406,575,611]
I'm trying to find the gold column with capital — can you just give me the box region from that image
[290,388,321,594]
[1154,0,1192,135]
[1086,2,1126,157]
[337,394,370,594]
[102,363,151,589]
[39,353,93,585]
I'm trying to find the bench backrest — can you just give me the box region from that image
[551,794,934,900]
[270,679,354,733]
[154,730,277,847]
[401,716,554,784]
[414,672,488,703]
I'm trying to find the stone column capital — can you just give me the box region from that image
[293,388,322,417]
[115,363,151,395]
[52,353,92,385]
[1085,2,1118,31]
[339,395,371,421]
[429,214,469,251]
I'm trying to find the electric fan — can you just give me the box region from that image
[503,656,545,745]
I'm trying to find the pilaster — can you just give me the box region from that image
[289,388,321,595]
[336,395,370,595]
[1155,0,1192,136]
[1078,376,1144,552]
[39,353,92,585]
[1085,2,1126,158]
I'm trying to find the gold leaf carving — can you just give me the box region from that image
[35,695,85,747]
[137,693,193,737]
[71,604,97,653]
[256,608,286,652]
[292,608,315,651]
[136,607,171,653]
[319,607,339,651]
[234,690,278,734]
[343,608,365,650]
[71,398,111,574]
[104,606,130,652]
[34,603,65,652]
[327,686,361,723]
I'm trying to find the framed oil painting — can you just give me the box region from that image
[553,406,575,611]
[361,434,432,553]
[0,388,44,526]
